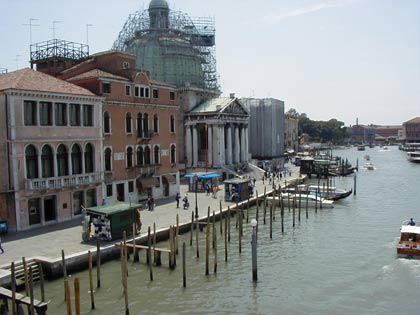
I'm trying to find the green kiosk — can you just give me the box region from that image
[82,202,142,242]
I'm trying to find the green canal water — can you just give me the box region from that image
[32,147,420,315]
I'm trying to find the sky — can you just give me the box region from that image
[0,0,419,126]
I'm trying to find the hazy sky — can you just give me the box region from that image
[0,0,419,126]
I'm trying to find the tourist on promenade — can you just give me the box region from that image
[0,235,4,254]
[148,195,155,211]
[212,185,218,198]
[205,182,211,196]
[183,194,190,209]
[175,192,181,208]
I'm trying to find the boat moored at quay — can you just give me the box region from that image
[407,151,420,163]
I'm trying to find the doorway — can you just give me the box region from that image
[44,196,57,222]
[117,183,125,201]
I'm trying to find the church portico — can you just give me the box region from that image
[185,97,249,169]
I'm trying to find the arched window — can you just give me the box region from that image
[137,113,142,138]
[170,115,175,133]
[57,144,69,177]
[170,144,176,164]
[41,145,54,178]
[104,111,111,133]
[85,143,94,173]
[143,113,149,135]
[126,112,132,134]
[126,147,133,168]
[104,148,112,171]
[153,114,159,133]
[137,146,144,166]
[71,144,82,175]
[25,145,38,179]
[144,146,151,165]
[154,145,160,164]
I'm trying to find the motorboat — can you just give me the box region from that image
[363,155,370,161]
[285,184,352,201]
[266,193,334,208]
[357,145,366,151]
[363,162,375,170]
[407,151,420,163]
[379,146,390,151]
[397,221,420,259]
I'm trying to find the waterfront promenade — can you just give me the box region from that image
[0,164,300,267]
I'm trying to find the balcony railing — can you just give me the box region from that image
[137,129,155,140]
[136,165,157,176]
[26,173,103,191]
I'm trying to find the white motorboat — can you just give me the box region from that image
[266,193,334,208]
[397,220,420,259]
[285,184,352,201]
[407,151,420,163]
[363,162,375,170]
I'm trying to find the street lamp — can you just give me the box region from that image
[194,174,199,219]
[251,219,258,282]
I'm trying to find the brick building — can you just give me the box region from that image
[0,68,103,231]
[402,117,420,143]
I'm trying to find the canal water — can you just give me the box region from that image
[33,147,420,315]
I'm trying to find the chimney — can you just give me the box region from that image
[229,93,235,99]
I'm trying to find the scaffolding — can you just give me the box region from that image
[113,9,219,91]
[0,68,7,74]
[30,39,89,63]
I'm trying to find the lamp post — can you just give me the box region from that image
[251,219,258,282]
[194,175,199,219]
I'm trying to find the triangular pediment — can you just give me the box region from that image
[221,99,249,116]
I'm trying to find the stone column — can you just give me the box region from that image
[192,125,198,167]
[212,124,220,166]
[186,126,192,167]
[240,126,246,162]
[226,124,232,165]
[207,124,213,167]
[219,125,226,166]
[244,126,249,162]
[234,125,240,164]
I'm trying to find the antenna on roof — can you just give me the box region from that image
[50,20,62,39]
[23,18,40,44]
[86,23,93,47]
[14,55,21,70]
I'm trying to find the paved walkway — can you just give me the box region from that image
[0,163,300,266]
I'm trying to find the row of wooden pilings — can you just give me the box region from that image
[4,177,339,315]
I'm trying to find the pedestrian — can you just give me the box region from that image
[183,194,190,209]
[206,182,211,196]
[0,235,4,254]
[175,192,181,208]
[212,185,218,198]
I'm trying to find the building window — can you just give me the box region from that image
[41,145,54,178]
[145,87,149,98]
[143,113,149,136]
[170,144,176,164]
[144,146,151,164]
[86,189,96,207]
[25,145,38,179]
[126,146,133,168]
[70,104,81,126]
[24,100,37,126]
[55,103,67,126]
[57,144,69,177]
[104,111,111,134]
[83,105,93,126]
[135,86,140,97]
[39,102,52,126]
[170,115,175,133]
[106,184,113,197]
[123,62,130,69]
[153,114,159,133]
[140,87,145,98]
[137,146,144,166]
[126,112,132,134]
[102,83,111,94]
[71,144,82,175]
[170,91,175,101]
[105,148,112,171]
[152,89,159,99]
[73,191,84,216]
[128,181,134,193]
[137,113,142,137]
[125,85,131,96]
[85,143,94,173]
[154,145,160,164]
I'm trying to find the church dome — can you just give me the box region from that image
[149,0,169,10]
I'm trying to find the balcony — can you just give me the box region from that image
[136,165,157,176]
[26,173,103,191]
[137,130,155,142]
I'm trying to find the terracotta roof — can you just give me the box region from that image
[67,69,129,82]
[404,117,420,124]
[0,68,95,96]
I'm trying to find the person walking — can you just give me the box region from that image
[0,235,4,254]
[175,192,181,208]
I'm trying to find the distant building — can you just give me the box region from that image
[241,98,285,162]
[374,125,402,144]
[349,124,375,144]
[0,68,103,231]
[284,116,299,154]
[402,117,420,143]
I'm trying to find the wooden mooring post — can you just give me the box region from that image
[219,200,223,236]
[212,211,216,249]
[11,262,16,315]
[205,220,210,275]
[148,226,154,280]
[224,214,228,262]
[64,278,72,315]
[263,187,267,225]
[190,211,194,246]
[29,267,34,315]
[88,250,95,310]
[74,277,80,315]
[96,238,101,288]
[132,223,139,263]
[182,242,186,288]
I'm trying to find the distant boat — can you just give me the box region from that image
[285,184,352,201]
[267,193,334,208]
[363,162,375,170]
[357,145,366,151]
[380,146,390,151]
[363,155,370,161]
[407,152,420,163]
[397,221,420,259]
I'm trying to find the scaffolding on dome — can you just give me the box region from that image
[112,9,219,91]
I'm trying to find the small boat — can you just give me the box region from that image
[397,221,420,259]
[363,162,375,170]
[363,155,370,161]
[285,184,352,201]
[379,146,390,151]
[407,151,420,163]
[267,193,334,208]
[357,145,366,151]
